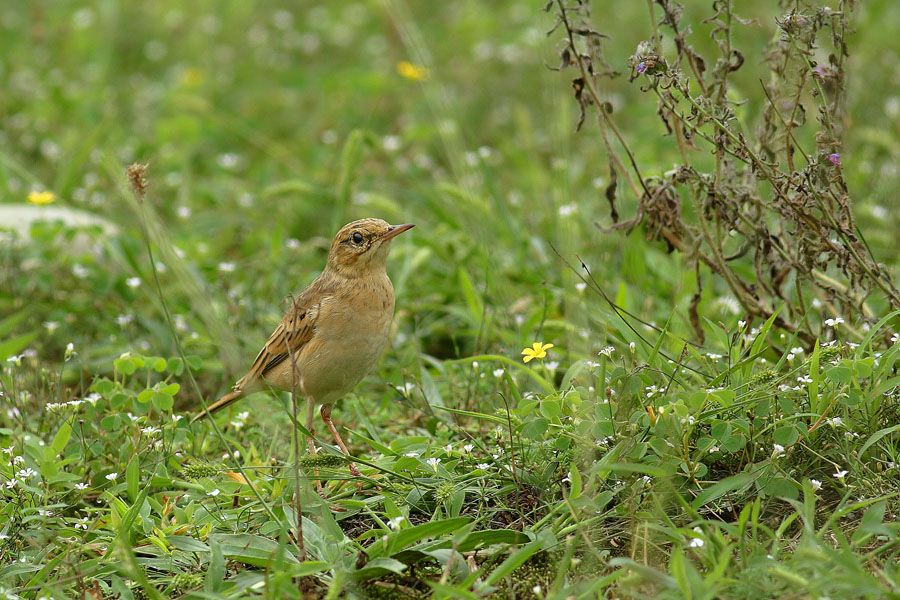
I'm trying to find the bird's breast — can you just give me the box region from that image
[298,274,394,402]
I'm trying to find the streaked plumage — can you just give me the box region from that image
[193,218,413,476]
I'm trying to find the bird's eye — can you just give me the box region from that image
[351,231,364,244]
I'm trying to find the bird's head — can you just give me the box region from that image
[326,218,414,276]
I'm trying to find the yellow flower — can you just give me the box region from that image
[179,67,205,88]
[27,190,56,205]
[396,60,428,81]
[522,341,554,363]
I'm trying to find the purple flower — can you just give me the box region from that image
[827,153,841,167]
[636,61,648,74]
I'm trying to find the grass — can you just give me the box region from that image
[1,1,899,598]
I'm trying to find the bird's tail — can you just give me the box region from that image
[191,388,245,423]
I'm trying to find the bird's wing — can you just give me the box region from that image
[237,277,335,389]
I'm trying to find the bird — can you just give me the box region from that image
[192,218,414,478]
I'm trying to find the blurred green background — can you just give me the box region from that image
[1,0,897,389]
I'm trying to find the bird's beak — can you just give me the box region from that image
[380,223,415,241]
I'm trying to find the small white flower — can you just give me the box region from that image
[105,472,118,481]
[126,277,141,288]
[705,353,722,360]
[824,316,845,327]
[562,471,572,484]
[12,456,24,465]
[688,537,704,548]
[387,516,404,530]
[38,509,53,517]
[628,342,636,352]
[425,457,441,470]
[558,203,577,217]
[476,463,491,470]
[72,263,89,278]
[16,468,36,479]
[575,282,587,292]
[492,368,504,378]
[1,446,12,456]
[708,445,719,453]
[826,417,843,427]
[43,321,59,334]
[140,426,160,436]
[116,314,134,327]
[207,488,220,497]
[532,584,542,595]
[285,238,301,250]
[598,346,615,358]
[463,444,474,453]
[737,320,747,330]
[833,470,848,480]
[382,135,401,152]
[404,452,420,458]
[443,444,453,453]
[5,479,18,489]
[791,347,804,355]
[65,342,76,360]
[810,479,822,491]
[395,382,415,395]
[217,262,236,273]
[75,482,89,490]
[796,375,813,384]
[545,361,559,371]
[176,205,192,219]
[74,517,90,530]
[772,444,785,457]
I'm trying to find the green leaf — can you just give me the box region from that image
[773,425,799,447]
[520,417,549,440]
[366,517,472,560]
[691,468,763,510]
[853,357,874,378]
[454,530,530,552]
[353,557,408,580]
[0,331,38,361]
[457,267,484,323]
[825,365,852,384]
[166,357,184,375]
[539,398,561,421]
[483,538,543,586]
[210,533,300,567]
[126,458,140,502]
[758,476,799,500]
[50,420,72,455]
[858,424,900,459]
[153,392,174,411]
[205,537,225,593]
[0,310,28,338]
[710,388,735,407]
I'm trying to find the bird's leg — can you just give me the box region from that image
[305,397,317,456]
[320,405,361,477]
[304,397,323,495]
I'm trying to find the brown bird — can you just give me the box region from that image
[193,218,414,477]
